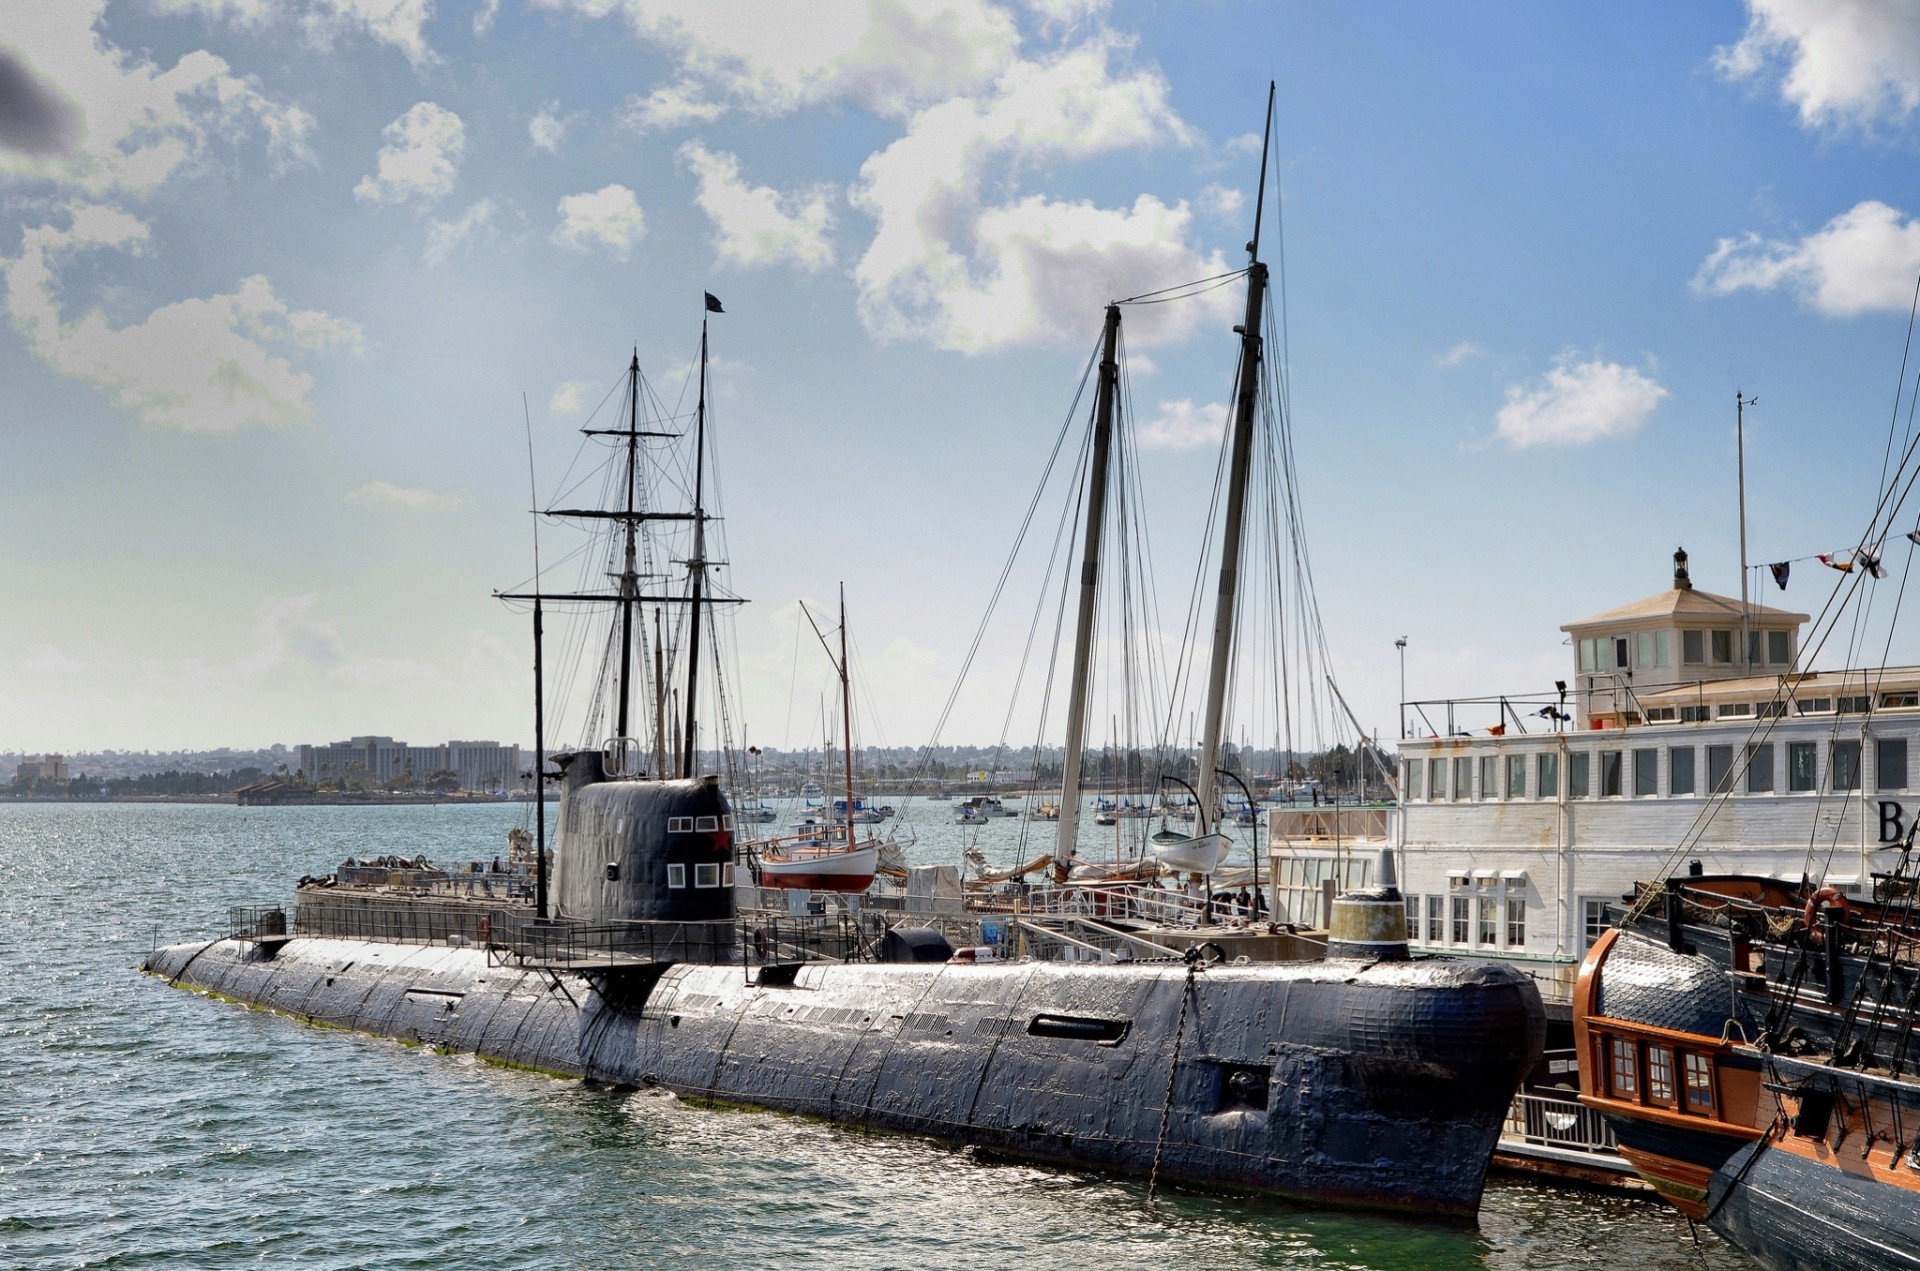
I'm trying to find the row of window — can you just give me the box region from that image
[1403,886,1526,949]
[1576,628,1793,674]
[1636,694,1882,725]
[1599,1032,1717,1117]
[667,815,732,833]
[665,861,735,889]
[1406,738,1907,802]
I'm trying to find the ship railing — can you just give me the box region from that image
[335,864,533,900]
[228,904,288,942]
[295,892,495,946]
[1010,915,1183,964]
[998,881,1216,926]
[1501,1091,1617,1156]
[483,911,890,970]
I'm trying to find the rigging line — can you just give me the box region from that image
[1874,273,1920,512]
[1114,274,1249,306]
[907,333,1103,783]
[1113,269,1248,306]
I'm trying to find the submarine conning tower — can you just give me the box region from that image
[551,751,736,925]
[1326,848,1411,961]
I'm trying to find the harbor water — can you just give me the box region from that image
[1,802,1749,1269]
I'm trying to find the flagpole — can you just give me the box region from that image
[1737,391,1754,676]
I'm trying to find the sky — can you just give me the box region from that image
[5,1,1920,760]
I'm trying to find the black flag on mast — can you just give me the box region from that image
[704,292,724,313]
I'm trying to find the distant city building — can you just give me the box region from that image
[296,736,521,790]
[14,754,68,784]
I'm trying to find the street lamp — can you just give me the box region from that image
[1395,637,1409,739]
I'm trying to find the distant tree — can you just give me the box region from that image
[424,769,461,794]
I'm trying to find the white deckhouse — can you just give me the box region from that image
[1389,548,1920,1000]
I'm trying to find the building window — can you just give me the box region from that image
[1404,893,1420,936]
[1429,757,1446,800]
[666,863,687,888]
[1747,743,1775,794]
[667,816,692,832]
[1797,697,1832,714]
[1507,753,1527,798]
[1683,1052,1715,1114]
[1453,757,1472,802]
[1579,638,1599,672]
[1707,745,1734,794]
[1609,1037,1638,1098]
[695,815,719,832]
[1480,755,1497,800]
[1635,630,1669,668]
[1582,897,1611,949]
[1768,630,1790,666]
[694,862,720,888]
[1880,738,1908,792]
[1683,630,1705,665]
[1671,747,1695,795]
[1537,752,1559,798]
[1406,761,1424,800]
[1614,636,1630,669]
[1680,705,1712,722]
[1839,695,1872,714]
[1451,894,1471,944]
[1600,750,1623,797]
[1569,752,1590,798]
[1833,740,1862,791]
[1718,702,1753,719]
[1505,893,1526,947]
[1426,895,1445,943]
[1711,630,1734,664]
[1789,742,1817,792]
[1647,1045,1676,1105]
[1633,749,1658,797]
[1477,894,1499,945]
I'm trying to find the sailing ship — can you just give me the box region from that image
[745,588,881,894]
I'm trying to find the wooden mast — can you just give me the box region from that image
[1053,303,1123,882]
[838,584,857,849]
[1194,81,1275,843]
[680,318,709,778]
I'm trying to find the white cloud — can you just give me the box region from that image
[548,378,595,413]
[529,100,567,151]
[1715,0,1920,132]
[1201,183,1244,220]
[1136,398,1225,451]
[345,479,465,510]
[1692,200,1920,316]
[0,0,314,195]
[1433,341,1483,368]
[474,0,500,35]
[851,39,1227,353]
[1,204,363,433]
[553,183,647,259]
[354,101,465,204]
[537,0,1020,121]
[679,142,835,270]
[619,80,728,131]
[157,0,438,66]
[1495,354,1667,449]
[423,198,494,265]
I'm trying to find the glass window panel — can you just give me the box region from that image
[1707,745,1734,794]
[1451,895,1470,944]
[1768,630,1789,666]
[1569,752,1590,798]
[1671,747,1695,795]
[1600,750,1623,797]
[1614,637,1630,669]
[1747,631,1762,667]
[1879,738,1908,792]
[1683,1052,1714,1114]
[1537,752,1559,798]
[1480,755,1496,800]
[1404,894,1420,934]
[1833,740,1862,791]
[1647,1045,1676,1104]
[1426,895,1445,943]
[1711,630,1733,664]
[1477,895,1498,945]
[1609,1037,1638,1098]
[1637,631,1654,667]
[1453,756,1472,802]
[1656,630,1669,667]
[1633,749,1658,796]
[1579,639,1597,672]
[1789,742,1816,792]
[1583,897,1610,948]
[1505,894,1526,947]
[695,862,720,888]
[1429,758,1446,799]
[1747,743,1775,793]
[666,863,686,888]
[1507,753,1527,798]
[1406,761,1423,800]
[1683,630,1705,664]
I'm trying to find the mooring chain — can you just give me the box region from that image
[1145,954,1203,1206]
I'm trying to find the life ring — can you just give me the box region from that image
[1804,887,1851,946]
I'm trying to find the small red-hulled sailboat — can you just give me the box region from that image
[744,586,882,894]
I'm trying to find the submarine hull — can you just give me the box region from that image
[145,936,1543,1218]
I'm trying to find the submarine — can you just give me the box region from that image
[148,749,1545,1219]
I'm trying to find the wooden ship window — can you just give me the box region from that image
[1645,1044,1677,1107]
[1607,1036,1638,1099]
[1682,1052,1714,1114]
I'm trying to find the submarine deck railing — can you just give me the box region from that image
[483,911,891,970]
[971,881,1218,926]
